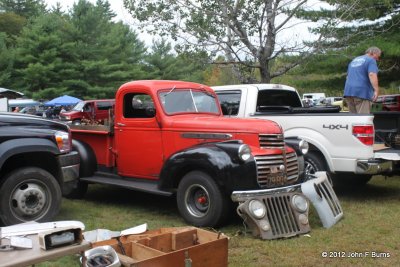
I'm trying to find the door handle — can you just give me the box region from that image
[117,123,125,127]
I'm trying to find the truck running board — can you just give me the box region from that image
[80,173,173,197]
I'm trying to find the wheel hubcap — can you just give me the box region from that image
[11,183,47,218]
[185,184,210,218]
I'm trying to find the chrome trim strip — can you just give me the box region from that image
[181,133,233,140]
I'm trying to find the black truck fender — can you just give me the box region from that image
[72,139,97,177]
[0,138,59,170]
[158,141,258,194]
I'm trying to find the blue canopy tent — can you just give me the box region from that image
[44,95,82,106]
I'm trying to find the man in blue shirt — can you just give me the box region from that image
[344,47,381,113]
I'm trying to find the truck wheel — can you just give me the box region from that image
[304,151,327,180]
[72,119,81,125]
[177,171,230,227]
[0,167,61,225]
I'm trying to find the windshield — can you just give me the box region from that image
[72,101,85,111]
[159,89,219,114]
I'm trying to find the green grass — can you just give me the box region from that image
[38,175,400,266]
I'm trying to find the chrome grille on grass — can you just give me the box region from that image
[314,177,343,217]
[264,194,301,237]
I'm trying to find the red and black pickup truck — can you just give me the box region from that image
[68,80,315,238]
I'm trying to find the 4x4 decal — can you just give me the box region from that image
[323,124,349,130]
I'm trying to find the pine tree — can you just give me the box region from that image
[294,0,400,91]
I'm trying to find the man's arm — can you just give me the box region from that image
[369,72,379,101]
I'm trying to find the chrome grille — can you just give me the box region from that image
[263,193,310,239]
[255,152,299,188]
[259,134,285,148]
[315,178,343,217]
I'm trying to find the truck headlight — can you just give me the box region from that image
[55,131,71,153]
[291,194,308,213]
[238,144,251,161]
[248,199,266,219]
[299,140,309,155]
[65,116,71,120]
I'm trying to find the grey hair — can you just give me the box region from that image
[365,46,381,55]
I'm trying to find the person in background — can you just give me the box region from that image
[13,107,20,112]
[344,46,381,113]
[45,106,53,118]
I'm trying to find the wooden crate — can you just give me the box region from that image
[92,227,228,267]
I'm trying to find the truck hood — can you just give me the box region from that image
[0,112,70,139]
[163,115,282,134]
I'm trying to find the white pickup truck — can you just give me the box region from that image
[212,84,400,187]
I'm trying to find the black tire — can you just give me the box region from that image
[177,171,230,227]
[0,167,62,225]
[64,140,95,199]
[304,151,327,180]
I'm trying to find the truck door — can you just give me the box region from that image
[114,92,163,179]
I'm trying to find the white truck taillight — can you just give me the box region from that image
[353,125,374,145]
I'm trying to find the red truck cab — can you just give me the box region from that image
[69,80,315,239]
[59,99,115,124]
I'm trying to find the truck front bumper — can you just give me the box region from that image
[57,151,80,183]
[231,172,343,240]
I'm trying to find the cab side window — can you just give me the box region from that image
[123,93,155,118]
[215,90,241,115]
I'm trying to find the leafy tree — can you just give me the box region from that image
[123,0,330,83]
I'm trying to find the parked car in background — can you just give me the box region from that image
[302,93,326,106]
[325,97,343,105]
[19,106,46,116]
[59,99,115,125]
[374,94,400,111]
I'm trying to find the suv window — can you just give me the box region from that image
[97,101,114,110]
